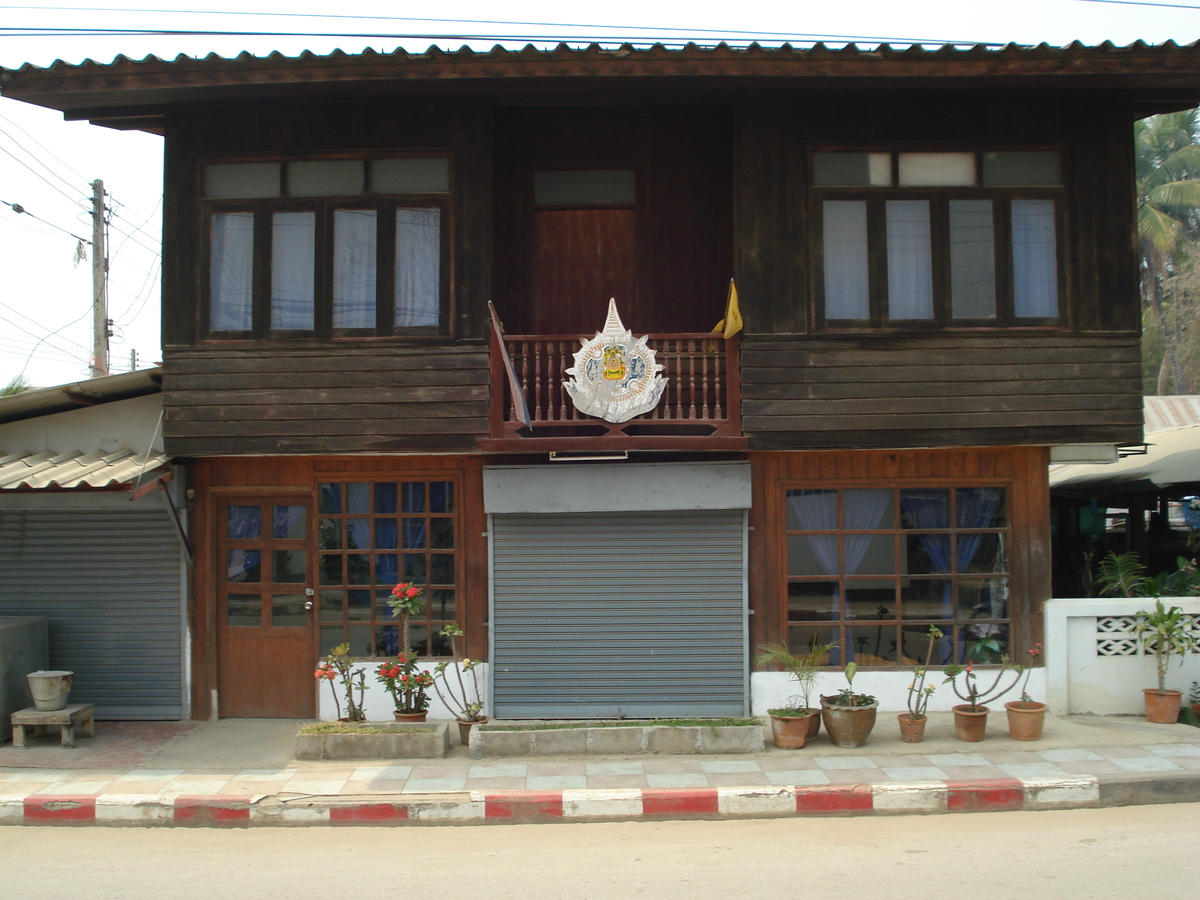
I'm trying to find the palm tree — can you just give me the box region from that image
[1136,109,1200,392]
[1,375,33,396]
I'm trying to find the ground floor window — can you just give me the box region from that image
[317,478,458,657]
[784,485,1010,666]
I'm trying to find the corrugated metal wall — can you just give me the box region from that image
[0,507,183,719]
[491,511,746,718]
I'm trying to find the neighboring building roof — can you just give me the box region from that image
[4,41,1200,132]
[0,367,161,426]
[1051,424,1200,498]
[1144,395,1200,432]
[0,448,169,490]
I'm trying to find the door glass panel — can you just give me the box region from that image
[320,590,343,622]
[228,505,261,539]
[227,593,262,626]
[403,554,427,581]
[347,590,372,622]
[375,554,398,584]
[319,483,342,514]
[273,505,306,539]
[271,594,308,626]
[347,554,371,584]
[375,519,398,549]
[272,549,306,583]
[228,550,261,583]
[346,519,371,550]
[430,518,454,549]
[430,589,456,620]
[320,555,343,584]
[402,518,427,549]
[320,625,345,654]
[318,519,341,550]
[430,554,455,584]
[429,481,454,513]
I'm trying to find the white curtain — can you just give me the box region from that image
[271,211,315,330]
[1011,199,1058,317]
[842,489,892,574]
[395,208,441,327]
[210,212,254,331]
[822,201,869,319]
[333,209,377,328]
[886,200,933,319]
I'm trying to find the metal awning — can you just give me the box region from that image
[1050,424,1200,499]
[0,449,169,490]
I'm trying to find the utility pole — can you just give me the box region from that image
[90,179,109,379]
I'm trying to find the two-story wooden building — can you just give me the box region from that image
[5,41,1199,720]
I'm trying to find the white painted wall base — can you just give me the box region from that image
[317,662,490,722]
[1045,597,1200,715]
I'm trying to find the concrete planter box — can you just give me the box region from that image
[470,721,765,758]
[0,617,48,743]
[295,723,449,760]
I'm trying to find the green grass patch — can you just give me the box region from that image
[482,717,759,732]
[299,722,436,734]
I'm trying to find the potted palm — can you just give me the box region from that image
[820,662,878,748]
[1096,552,1200,723]
[755,639,838,748]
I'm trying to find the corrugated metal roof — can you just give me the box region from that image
[0,367,161,426]
[0,449,169,490]
[1145,395,1200,432]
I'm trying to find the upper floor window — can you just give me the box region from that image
[813,150,1064,328]
[203,156,450,338]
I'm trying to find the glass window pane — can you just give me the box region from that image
[846,625,899,664]
[982,151,1061,186]
[429,482,454,513]
[430,627,453,657]
[1011,199,1058,317]
[374,589,393,619]
[318,483,342,514]
[886,200,933,319]
[289,159,364,196]
[320,626,346,655]
[845,580,896,620]
[813,152,892,186]
[899,625,951,666]
[961,579,1009,619]
[318,519,341,550]
[228,505,261,539]
[347,626,371,657]
[786,488,838,530]
[319,555,343,585]
[905,534,952,575]
[372,157,450,194]
[845,535,894,575]
[227,593,261,626]
[900,489,949,529]
[788,625,843,664]
[788,535,837,577]
[272,550,305,583]
[898,152,975,186]
[347,589,372,622]
[271,593,307,626]
[205,162,280,199]
[949,200,997,319]
[901,579,953,620]
[429,518,454,549]
[228,550,261,583]
[374,482,398,514]
[960,533,1005,574]
[402,518,427,549]
[430,554,455,585]
[375,625,400,657]
[271,211,315,331]
[403,554,427,581]
[408,624,429,656]
[273,505,306,539]
[430,589,456,620]
[534,169,635,206]
[402,482,426,513]
[822,201,869,319]
[957,487,1007,528]
[347,554,371,585]
[844,489,894,529]
[787,581,838,621]
[375,554,399,584]
[333,209,377,328]
[396,208,441,327]
[210,212,254,331]
[347,482,370,514]
[959,621,1008,665]
[375,519,398,550]
[346,519,371,550]
[319,590,343,622]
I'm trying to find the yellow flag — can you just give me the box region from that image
[712,278,743,339]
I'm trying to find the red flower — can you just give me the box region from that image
[405,586,420,598]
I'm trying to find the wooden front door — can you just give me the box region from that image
[216,495,316,717]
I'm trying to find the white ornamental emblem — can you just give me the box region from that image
[564,299,667,424]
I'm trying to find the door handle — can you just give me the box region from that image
[304,601,314,611]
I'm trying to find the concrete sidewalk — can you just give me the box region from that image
[2,713,1199,826]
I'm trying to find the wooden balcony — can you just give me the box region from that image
[484,333,744,451]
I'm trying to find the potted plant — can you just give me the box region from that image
[898,626,942,743]
[314,643,366,722]
[820,662,878,748]
[432,622,489,745]
[1004,642,1047,740]
[942,658,1020,741]
[755,639,838,748]
[1096,552,1200,723]
[376,653,434,721]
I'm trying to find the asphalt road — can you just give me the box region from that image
[2,804,1197,899]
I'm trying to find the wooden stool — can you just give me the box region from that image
[10,704,95,749]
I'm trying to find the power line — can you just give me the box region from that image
[0,197,91,244]
[1070,0,1200,10]
[0,123,89,197]
[0,142,90,209]
[0,301,91,353]
[0,111,89,185]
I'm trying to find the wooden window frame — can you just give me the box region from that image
[811,148,1067,331]
[781,482,1015,669]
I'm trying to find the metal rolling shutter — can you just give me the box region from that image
[0,508,183,719]
[491,510,746,718]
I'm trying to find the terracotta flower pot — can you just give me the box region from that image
[768,710,819,749]
[1004,700,1047,741]
[952,704,989,742]
[897,713,927,743]
[394,711,427,722]
[805,709,822,741]
[1144,688,1183,724]
[457,716,488,746]
[820,699,878,748]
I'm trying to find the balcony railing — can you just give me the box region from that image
[488,333,742,448]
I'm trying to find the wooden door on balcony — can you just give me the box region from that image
[531,207,636,335]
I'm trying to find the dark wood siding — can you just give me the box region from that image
[741,333,1143,449]
[163,343,488,455]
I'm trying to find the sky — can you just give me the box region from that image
[2,0,1200,388]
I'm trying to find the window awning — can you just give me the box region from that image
[0,449,169,490]
[1050,424,1200,499]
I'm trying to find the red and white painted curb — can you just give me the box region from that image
[0,776,1103,826]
